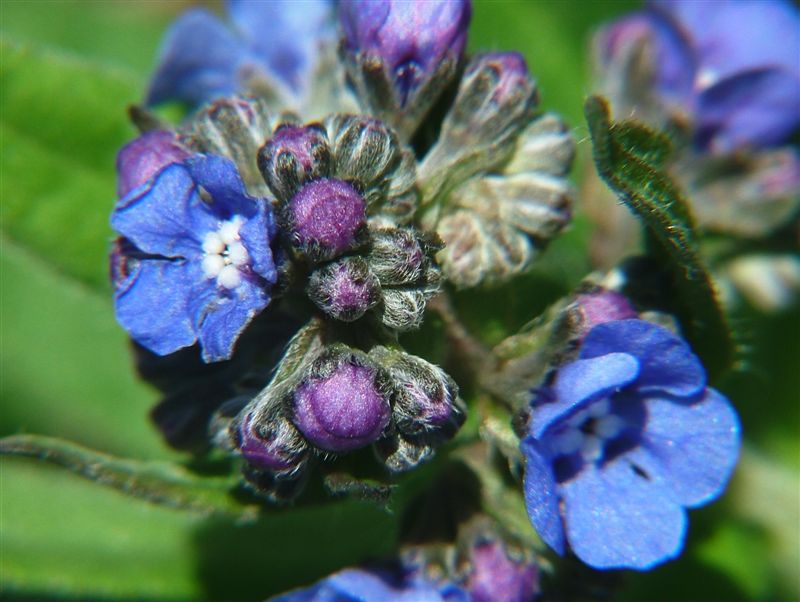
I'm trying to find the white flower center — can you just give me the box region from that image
[550,397,626,463]
[201,216,249,289]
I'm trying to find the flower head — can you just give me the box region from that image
[521,319,740,569]
[147,0,332,108]
[111,154,278,362]
[596,0,800,152]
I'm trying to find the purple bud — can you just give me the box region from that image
[116,130,188,198]
[466,541,539,602]
[286,178,367,261]
[238,410,309,473]
[258,123,331,201]
[307,257,382,322]
[459,52,538,124]
[572,288,638,336]
[340,0,471,106]
[368,228,427,285]
[292,349,391,452]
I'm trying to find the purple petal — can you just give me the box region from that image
[111,164,216,259]
[598,10,696,104]
[653,0,800,80]
[560,459,687,570]
[146,9,248,107]
[521,438,565,554]
[114,260,196,356]
[531,353,639,438]
[580,319,706,398]
[116,130,189,198]
[697,68,800,152]
[190,277,271,362]
[227,0,332,91]
[630,388,740,508]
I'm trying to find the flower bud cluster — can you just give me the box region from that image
[226,323,464,500]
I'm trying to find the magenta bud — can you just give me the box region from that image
[572,288,638,336]
[258,123,331,201]
[287,178,367,262]
[238,411,308,473]
[340,0,471,107]
[116,130,189,198]
[292,348,391,452]
[466,541,539,602]
[307,257,381,322]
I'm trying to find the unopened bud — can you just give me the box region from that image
[291,346,392,452]
[257,123,331,201]
[307,257,382,322]
[285,178,368,262]
[116,130,188,198]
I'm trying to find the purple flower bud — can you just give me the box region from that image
[339,0,472,137]
[307,257,382,322]
[292,348,391,452]
[116,130,189,198]
[238,410,309,473]
[340,0,471,106]
[368,228,427,285]
[258,123,332,201]
[465,541,539,602]
[572,288,638,336]
[286,178,367,261]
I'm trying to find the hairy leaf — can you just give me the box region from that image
[585,95,734,380]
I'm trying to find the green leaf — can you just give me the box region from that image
[0,36,142,289]
[584,95,734,380]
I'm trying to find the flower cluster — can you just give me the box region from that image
[106,0,755,597]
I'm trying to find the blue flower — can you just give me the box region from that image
[521,319,740,570]
[597,0,800,152]
[111,154,278,362]
[268,566,471,602]
[147,0,332,108]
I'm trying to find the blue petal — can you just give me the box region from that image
[580,320,706,398]
[268,568,457,602]
[227,0,332,91]
[530,353,639,438]
[111,163,217,259]
[697,68,800,151]
[191,277,271,362]
[653,0,800,80]
[147,9,248,107]
[560,459,687,570]
[521,438,565,554]
[630,388,741,508]
[114,260,196,356]
[239,204,278,283]
[185,154,260,219]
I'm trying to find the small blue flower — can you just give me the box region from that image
[521,319,740,570]
[597,0,800,152]
[111,154,278,362]
[268,566,471,602]
[147,0,332,108]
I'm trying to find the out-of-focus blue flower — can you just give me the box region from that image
[522,319,740,570]
[597,0,800,152]
[268,566,471,602]
[111,154,278,362]
[339,0,471,107]
[147,0,332,108]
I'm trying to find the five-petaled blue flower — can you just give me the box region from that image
[268,566,471,602]
[111,154,278,362]
[521,319,740,570]
[147,0,332,108]
[597,0,800,152]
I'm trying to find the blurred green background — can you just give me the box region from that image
[1,1,797,600]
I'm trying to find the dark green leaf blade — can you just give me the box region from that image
[585,95,734,380]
